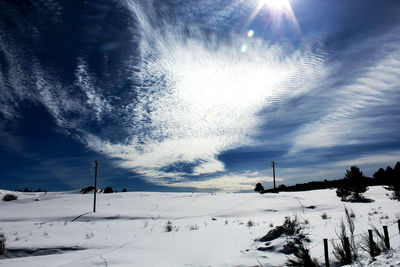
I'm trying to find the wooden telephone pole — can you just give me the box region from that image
[93,160,98,212]
[271,161,276,190]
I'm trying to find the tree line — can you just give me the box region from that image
[256,161,400,200]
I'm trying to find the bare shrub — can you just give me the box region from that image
[286,243,320,267]
[2,194,17,201]
[165,221,173,232]
[282,216,302,236]
[189,224,199,231]
[321,212,328,220]
[80,186,94,194]
[379,214,389,220]
[247,220,254,227]
[332,208,358,265]
[85,232,94,239]
[103,186,114,194]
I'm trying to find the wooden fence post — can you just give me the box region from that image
[344,236,351,264]
[323,238,330,267]
[383,225,390,250]
[398,219,400,236]
[368,229,374,257]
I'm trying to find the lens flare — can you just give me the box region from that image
[248,0,300,34]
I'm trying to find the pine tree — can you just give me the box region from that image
[387,162,400,199]
[336,166,368,201]
[254,183,264,193]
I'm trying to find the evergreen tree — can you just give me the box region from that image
[386,166,395,183]
[386,162,400,199]
[254,183,264,193]
[336,166,368,201]
[373,168,387,184]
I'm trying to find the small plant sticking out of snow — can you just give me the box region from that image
[225,219,228,225]
[368,209,379,216]
[165,221,173,232]
[332,208,358,265]
[0,233,5,255]
[247,220,254,227]
[85,232,94,239]
[189,224,199,231]
[2,194,17,201]
[379,214,389,220]
[286,243,320,267]
[165,221,179,232]
[321,212,328,220]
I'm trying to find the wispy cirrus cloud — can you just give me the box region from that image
[80,0,327,186]
[288,26,400,155]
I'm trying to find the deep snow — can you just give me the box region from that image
[0,186,399,266]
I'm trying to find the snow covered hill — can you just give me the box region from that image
[0,186,399,266]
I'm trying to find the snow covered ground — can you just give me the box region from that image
[0,186,399,266]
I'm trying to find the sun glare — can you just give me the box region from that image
[248,0,300,34]
[259,0,291,11]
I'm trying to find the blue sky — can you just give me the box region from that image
[0,0,400,192]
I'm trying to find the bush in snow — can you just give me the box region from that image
[103,186,114,193]
[254,183,264,193]
[286,243,320,267]
[332,208,358,265]
[165,221,173,232]
[2,194,17,201]
[0,233,5,255]
[336,166,368,201]
[189,224,199,231]
[80,186,95,194]
[282,216,303,236]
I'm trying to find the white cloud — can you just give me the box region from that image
[0,0,327,190]
[289,27,400,154]
[82,11,326,183]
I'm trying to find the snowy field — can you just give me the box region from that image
[1,186,400,266]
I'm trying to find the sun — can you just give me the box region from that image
[248,0,300,33]
[259,0,291,11]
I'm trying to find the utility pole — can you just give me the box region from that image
[271,161,276,190]
[93,160,98,213]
